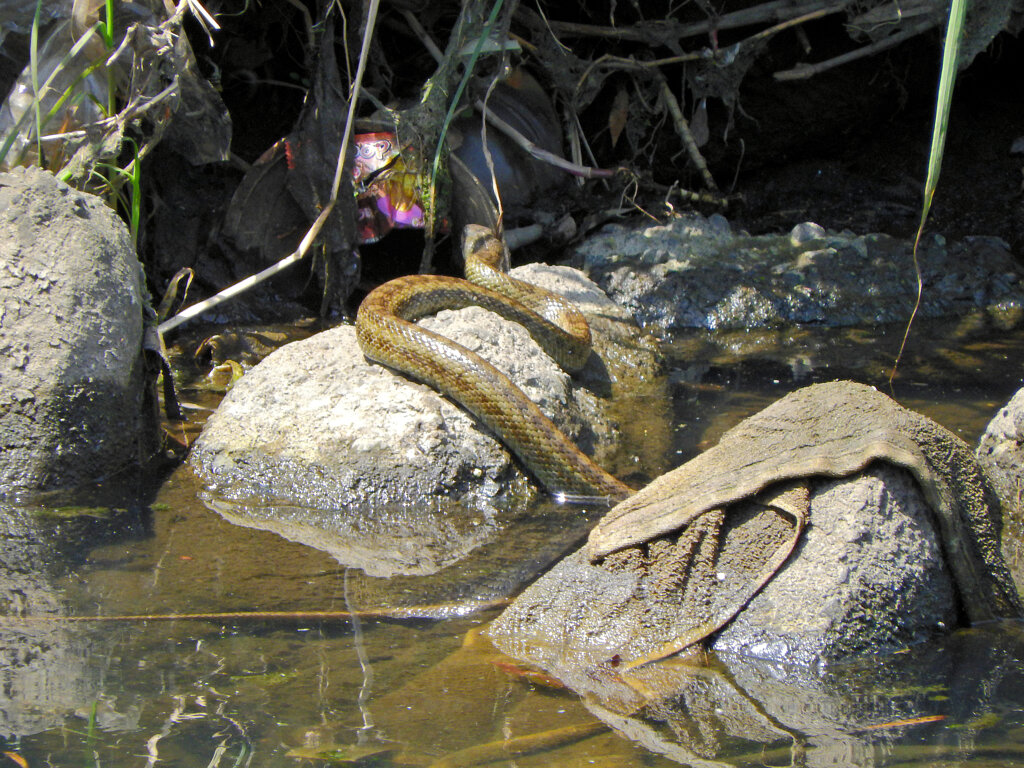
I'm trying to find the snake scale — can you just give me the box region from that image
[355,224,632,502]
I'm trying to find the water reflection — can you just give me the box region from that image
[503,622,1024,767]
[0,503,148,739]
[10,607,1022,767]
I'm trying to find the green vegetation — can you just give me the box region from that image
[1,0,137,239]
[892,0,969,380]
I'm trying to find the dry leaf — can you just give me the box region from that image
[609,87,630,148]
[690,97,709,148]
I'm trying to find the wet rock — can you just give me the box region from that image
[190,265,665,551]
[490,467,957,668]
[573,213,1024,332]
[978,385,1024,596]
[711,465,957,664]
[0,167,156,497]
[490,381,1018,667]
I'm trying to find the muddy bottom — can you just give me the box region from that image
[1,319,1023,767]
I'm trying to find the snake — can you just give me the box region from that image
[355,224,632,502]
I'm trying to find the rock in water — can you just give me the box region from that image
[490,381,1021,668]
[190,264,666,573]
[574,213,1024,331]
[977,385,1024,598]
[0,167,155,496]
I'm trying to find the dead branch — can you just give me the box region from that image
[657,78,719,194]
[546,0,855,46]
[474,98,617,179]
[774,18,939,80]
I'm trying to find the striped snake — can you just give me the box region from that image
[355,225,632,502]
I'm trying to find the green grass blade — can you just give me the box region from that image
[30,0,44,164]
[891,0,968,385]
[101,0,115,48]
[102,0,116,115]
[917,0,968,236]
[0,22,104,169]
[426,0,506,231]
[124,137,141,246]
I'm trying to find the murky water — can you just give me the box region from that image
[2,317,1023,767]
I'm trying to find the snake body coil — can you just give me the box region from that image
[355,225,631,501]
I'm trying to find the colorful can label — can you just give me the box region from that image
[353,132,426,243]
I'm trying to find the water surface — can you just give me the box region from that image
[2,318,1023,767]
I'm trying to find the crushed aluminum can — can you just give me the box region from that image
[353,132,427,243]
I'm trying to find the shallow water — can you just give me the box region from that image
[2,318,1024,767]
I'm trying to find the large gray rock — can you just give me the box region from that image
[978,385,1024,597]
[711,465,957,663]
[489,381,1019,668]
[490,466,957,668]
[0,167,155,496]
[574,213,1024,332]
[190,264,666,569]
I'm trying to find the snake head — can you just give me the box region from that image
[462,224,510,272]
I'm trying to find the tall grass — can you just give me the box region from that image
[1,0,136,238]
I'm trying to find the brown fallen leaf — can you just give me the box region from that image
[608,87,630,148]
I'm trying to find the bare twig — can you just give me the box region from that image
[428,722,608,768]
[657,78,719,193]
[282,0,314,54]
[668,184,734,208]
[1,598,510,623]
[473,98,617,179]
[576,51,707,101]
[403,9,444,64]
[479,73,506,224]
[547,0,851,44]
[157,191,336,334]
[847,0,941,38]
[744,4,849,44]
[575,3,847,96]
[774,18,938,80]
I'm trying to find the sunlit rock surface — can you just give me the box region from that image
[575,213,1024,332]
[711,465,957,663]
[190,264,667,572]
[490,381,1019,668]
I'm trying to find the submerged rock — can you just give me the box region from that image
[574,213,1024,332]
[190,264,666,570]
[0,167,156,497]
